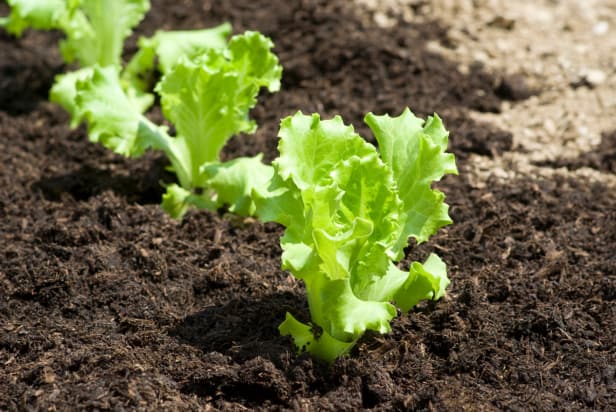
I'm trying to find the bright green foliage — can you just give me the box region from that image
[2,0,232,126]
[160,156,274,219]
[202,155,275,216]
[365,109,458,249]
[123,23,232,92]
[74,66,160,157]
[73,32,282,218]
[59,0,150,67]
[1,0,150,68]
[155,32,281,167]
[146,31,281,217]
[254,111,457,362]
[2,0,153,124]
[1,0,69,34]
[49,67,96,127]
[3,2,280,221]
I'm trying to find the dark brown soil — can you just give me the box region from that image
[1,0,614,410]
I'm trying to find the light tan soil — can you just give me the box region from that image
[356,0,616,188]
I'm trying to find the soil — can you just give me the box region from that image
[1,0,615,410]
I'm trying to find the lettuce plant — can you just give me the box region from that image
[254,110,457,362]
[73,32,282,218]
[1,0,150,68]
[1,0,232,124]
[2,0,152,116]
[50,22,232,128]
[122,22,232,93]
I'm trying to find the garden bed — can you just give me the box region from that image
[1,0,614,410]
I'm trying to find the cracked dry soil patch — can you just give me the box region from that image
[1,0,615,410]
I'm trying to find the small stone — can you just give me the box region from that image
[493,167,509,179]
[457,63,470,76]
[42,366,56,384]
[488,16,516,30]
[373,12,396,28]
[472,50,489,63]
[593,21,609,35]
[581,69,607,87]
[495,74,534,101]
[543,118,557,136]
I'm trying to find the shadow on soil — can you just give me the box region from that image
[168,293,302,405]
[33,160,172,205]
[0,31,64,114]
[169,292,302,363]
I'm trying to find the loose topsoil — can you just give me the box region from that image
[1,0,615,410]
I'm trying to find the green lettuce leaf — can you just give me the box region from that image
[73,32,281,219]
[202,155,274,216]
[226,30,282,93]
[252,169,304,227]
[72,66,161,157]
[2,0,150,68]
[279,312,356,364]
[1,0,69,35]
[123,23,232,91]
[155,56,254,184]
[150,30,282,191]
[50,67,95,127]
[258,110,456,362]
[393,253,450,312]
[160,183,216,219]
[161,155,274,219]
[365,108,458,250]
[276,113,374,191]
[59,0,150,67]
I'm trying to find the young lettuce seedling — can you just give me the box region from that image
[254,110,457,362]
[73,32,282,218]
[1,0,232,125]
[1,0,150,68]
[2,0,153,121]
[50,22,232,128]
[122,23,232,94]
